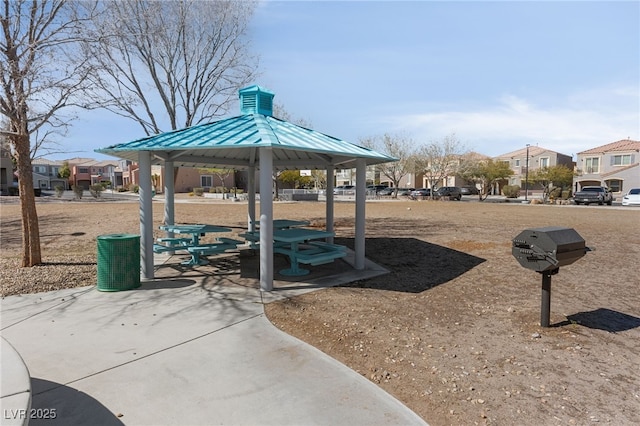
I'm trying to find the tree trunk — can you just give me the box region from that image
[14,135,42,267]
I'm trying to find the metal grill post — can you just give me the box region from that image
[541,271,553,327]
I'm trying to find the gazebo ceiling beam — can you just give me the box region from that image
[167,154,244,167]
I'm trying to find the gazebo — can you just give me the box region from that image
[96,85,396,291]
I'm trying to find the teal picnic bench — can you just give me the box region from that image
[153,237,192,254]
[274,241,346,271]
[185,238,244,266]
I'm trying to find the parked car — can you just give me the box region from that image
[573,186,613,205]
[621,188,640,206]
[460,186,479,195]
[378,187,395,196]
[397,188,415,196]
[333,185,355,195]
[409,188,431,198]
[434,186,462,200]
[366,185,389,194]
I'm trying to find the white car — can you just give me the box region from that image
[621,188,640,206]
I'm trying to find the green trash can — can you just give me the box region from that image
[97,234,141,291]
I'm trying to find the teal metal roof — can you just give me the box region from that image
[96,114,396,170]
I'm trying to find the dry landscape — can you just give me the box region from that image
[1,194,639,425]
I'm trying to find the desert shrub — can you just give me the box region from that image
[89,184,103,198]
[132,185,139,193]
[72,185,83,199]
[548,187,562,201]
[193,187,204,196]
[116,186,127,192]
[54,185,64,198]
[561,189,572,200]
[502,185,520,198]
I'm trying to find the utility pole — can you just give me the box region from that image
[524,144,530,202]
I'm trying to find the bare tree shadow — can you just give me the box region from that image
[554,308,640,332]
[30,378,124,426]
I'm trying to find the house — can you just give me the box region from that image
[574,139,640,195]
[120,160,237,194]
[494,146,573,196]
[31,158,69,190]
[66,158,119,190]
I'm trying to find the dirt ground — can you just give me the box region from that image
[1,194,639,425]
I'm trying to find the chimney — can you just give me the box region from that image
[239,85,274,116]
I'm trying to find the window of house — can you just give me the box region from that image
[201,175,213,187]
[607,179,622,192]
[585,157,599,173]
[33,166,46,173]
[78,167,89,173]
[539,157,549,168]
[515,159,520,167]
[612,154,632,166]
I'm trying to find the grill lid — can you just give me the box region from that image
[512,227,588,273]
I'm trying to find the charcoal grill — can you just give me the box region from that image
[512,227,590,327]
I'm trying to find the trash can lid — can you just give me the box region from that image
[97,234,140,240]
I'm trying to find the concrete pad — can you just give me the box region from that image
[1,256,426,425]
[1,337,32,426]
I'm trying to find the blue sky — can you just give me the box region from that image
[60,1,639,161]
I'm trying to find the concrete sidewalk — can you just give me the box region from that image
[0,266,426,425]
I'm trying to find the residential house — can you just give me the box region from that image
[67,157,119,190]
[574,139,640,196]
[120,160,237,193]
[406,152,490,191]
[335,167,380,187]
[494,146,573,196]
[31,158,69,190]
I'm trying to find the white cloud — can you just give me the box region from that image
[385,87,639,157]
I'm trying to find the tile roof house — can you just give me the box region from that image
[574,139,640,195]
[494,146,573,196]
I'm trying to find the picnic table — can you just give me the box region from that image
[243,227,346,276]
[250,219,311,230]
[156,224,239,266]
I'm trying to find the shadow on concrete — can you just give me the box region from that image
[30,378,124,426]
[139,279,196,290]
[556,308,640,332]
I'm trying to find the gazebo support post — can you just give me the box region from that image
[326,165,335,244]
[259,148,274,291]
[247,166,256,232]
[163,161,175,234]
[354,158,366,270]
[138,151,154,280]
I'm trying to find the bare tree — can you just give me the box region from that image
[1,0,95,266]
[456,152,492,200]
[85,0,258,136]
[271,102,313,199]
[360,133,414,198]
[413,133,466,197]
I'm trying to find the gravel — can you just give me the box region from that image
[1,255,97,297]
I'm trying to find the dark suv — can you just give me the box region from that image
[434,186,462,200]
